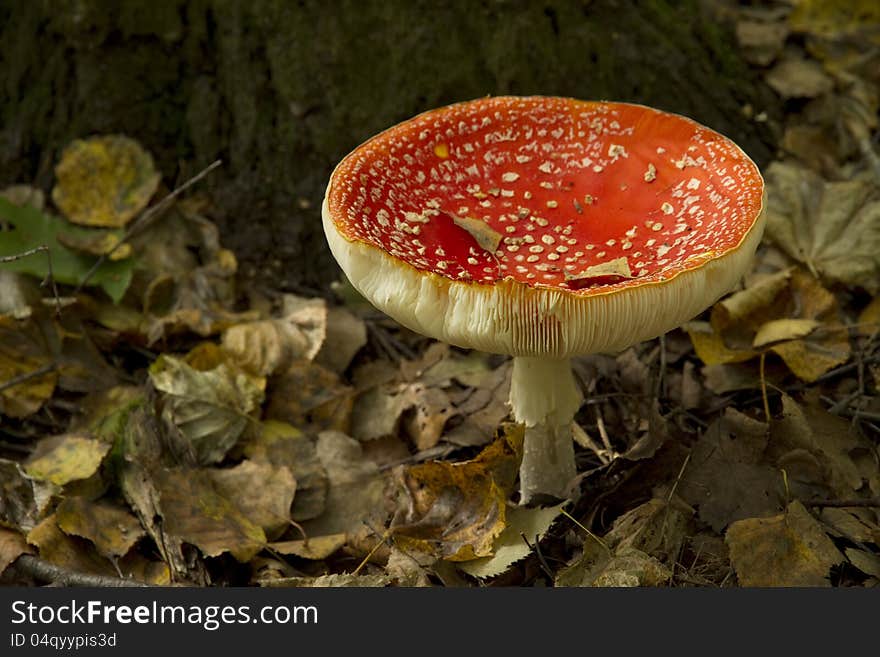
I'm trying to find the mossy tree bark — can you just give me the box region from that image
[0,0,777,292]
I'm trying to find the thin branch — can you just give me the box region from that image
[74,159,222,294]
[13,554,154,587]
[0,362,57,394]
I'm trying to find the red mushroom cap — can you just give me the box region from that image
[323,96,765,358]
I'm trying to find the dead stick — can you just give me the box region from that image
[0,362,57,394]
[13,554,154,588]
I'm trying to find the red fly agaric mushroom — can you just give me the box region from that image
[322,96,765,503]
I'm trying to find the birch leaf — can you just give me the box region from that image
[765,161,880,293]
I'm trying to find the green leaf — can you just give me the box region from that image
[0,198,134,302]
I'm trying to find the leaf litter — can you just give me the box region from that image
[3,12,880,587]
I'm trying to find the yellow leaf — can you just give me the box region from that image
[55,497,144,560]
[752,318,821,347]
[268,534,347,560]
[52,135,161,228]
[25,434,110,486]
[726,501,844,587]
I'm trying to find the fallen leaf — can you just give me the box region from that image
[25,434,110,487]
[26,515,118,578]
[0,460,57,533]
[391,436,519,561]
[154,467,266,562]
[240,420,328,522]
[726,500,844,586]
[765,57,834,99]
[350,382,413,441]
[566,256,634,287]
[820,507,880,544]
[0,527,31,575]
[385,547,433,586]
[451,215,502,254]
[265,360,354,434]
[402,383,456,450]
[149,353,264,465]
[261,573,389,588]
[117,406,195,581]
[736,17,789,66]
[557,497,688,588]
[765,161,880,293]
[459,504,563,578]
[55,497,144,560]
[687,268,850,382]
[769,394,873,497]
[315,305,368,374]
[268,534,347,560]
[845,548,880,578]
[0,316,58,418]
[209,460,296,538]
[222,295,327,377]
[752,318,821,347]
[299,431,386,537]
[56,227,130,259]
[678,409,785,531]
[52,135,160,228]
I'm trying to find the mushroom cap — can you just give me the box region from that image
[323,96,765,358]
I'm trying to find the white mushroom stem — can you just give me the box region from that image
[509,356,582,504]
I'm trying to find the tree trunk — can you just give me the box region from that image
[0,0,777,292]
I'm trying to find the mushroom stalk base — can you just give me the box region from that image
[510,356,582,504]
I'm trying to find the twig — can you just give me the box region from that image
[0,362,57,394]
[520,533,554,581]
[13,554,154,587]
[74,159,222,294]
[560,508,611,555]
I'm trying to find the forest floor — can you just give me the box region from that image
[0,1,879,588]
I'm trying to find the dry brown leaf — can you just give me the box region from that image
[240,420,328,522]
[315,305,367,374]
[209,460,296,539]
[687,268,850,382]
[0,316,58,418]
[26,515,118,578]
[55,497,144,560]
[765,161,880,293]
[451,215,502,254]
[678,409,785,531]
[299,431,387,538]
[265,360,354,434]
[765,57,834,99]
[726,501,844,586]
[769,394,874,498]
[391,436,519,561]
[267,534,347,560]
[153,467,266,562]
[0,527,31,575]
[262,573,389,588]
